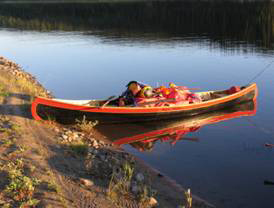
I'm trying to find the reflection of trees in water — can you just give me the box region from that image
[0,1,273,53]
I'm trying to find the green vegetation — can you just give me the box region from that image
[0,137,17,147]
[0,158,40,207]
[69,142,88,156]
[46,180,58,192]
[107,162,154,207]
[28,164,36,173]
[0,83,9,98]
[75,116,98,135]
[178,189,192,208]
[44,113,56,125]
[15,76,46,98]
[107,162,134,202]
[185,189,192,208]
[0,116,19,147]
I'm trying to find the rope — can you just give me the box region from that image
[244,117,274,137]
[244,117,274,147]
[248,59,274,84]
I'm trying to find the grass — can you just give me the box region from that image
[46,180,58,192]
[11,123,21,132]
[107,162,134,203]
[7,144,29,158]
[0,64,48,99]
[0,83,10,99]
[0,158,41,207]
[14,75,48,98]
[0,137,17,147]
[28,164,36,173]
[137,184,156,207]
[75,116,98,135]
[69,142,88,156]
[185,189,192,208]
[41,113,58,127]
[17,145,28,153]
[107,160,156,207]
[0,117,21,136]
[0,117,19,147]
[107,162,155,206]
[178,188,192,208]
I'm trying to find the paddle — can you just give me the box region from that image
[136,98,176,107]
[101,95,118,108]
[187,88,200,91]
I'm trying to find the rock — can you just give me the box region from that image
[73,132,79,139]
[148,197,158,207]
[136,173,145,182]
[79,178,94,187]
[99,154,106,161]
[92,140,98,147]
[88,147,94,153]
[62,134,68,140]
[131,184,139,194]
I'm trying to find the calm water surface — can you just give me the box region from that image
[1,1,274,207]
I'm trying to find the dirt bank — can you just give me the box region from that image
[0,56,214,208]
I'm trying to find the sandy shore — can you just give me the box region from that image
[0,56,214,208]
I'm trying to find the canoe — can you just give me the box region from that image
[94,99,256,147]
[31,83,257,124]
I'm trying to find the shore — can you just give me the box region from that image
[0,56,214,208]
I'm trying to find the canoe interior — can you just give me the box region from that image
[52,88,238,107]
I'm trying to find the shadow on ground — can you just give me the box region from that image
[0,93,33,119]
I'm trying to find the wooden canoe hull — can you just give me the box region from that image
[31,83,258,124]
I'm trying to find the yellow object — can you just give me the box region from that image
[169,82,177,88]
[140,85,153,98]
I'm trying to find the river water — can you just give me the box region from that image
[1,1,274,207]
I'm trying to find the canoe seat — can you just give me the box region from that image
[85,100,101,106]
[200,91,228,101]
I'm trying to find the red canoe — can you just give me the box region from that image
[31,83,258,124]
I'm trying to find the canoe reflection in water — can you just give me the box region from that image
[126,126,200,152]
[95,100,256,152]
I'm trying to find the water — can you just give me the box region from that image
[1,1,274,207]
